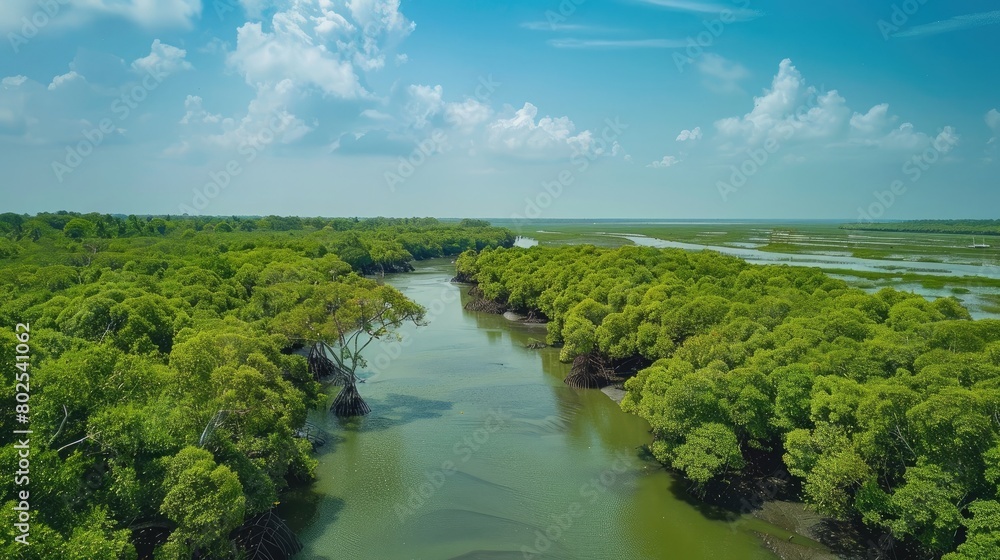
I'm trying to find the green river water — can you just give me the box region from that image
[279,259,784,560]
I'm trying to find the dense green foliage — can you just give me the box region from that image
[0,213,513,558]
[842,219,1000,236]
[457,244,1000,558]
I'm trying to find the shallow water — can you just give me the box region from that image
[619,234,1000,279]
[281,259,779,560]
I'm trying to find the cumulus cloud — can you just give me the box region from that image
[648,155,679,168]
[169,78,310,156]
[180,0,586,163]
[226,0,417,99]
[486,102,593,158]
[1,76,27,88]
[714,59,848,143]
[174,0,417,156]
[848,103,890,135]
[676,127,702,141]
[344,0,416,71]
[847,103,959,151]
[228,21,365,99]
[713,58,953,154]
[445,98,493,130]
[47,70,83,91]
[131,40,193,77]
[403,84,443,128]
[0,71,110,143]
[57,0,598,167]
[179,95,222,125]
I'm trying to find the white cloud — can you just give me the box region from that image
[169,78,311,155]
[890,10,1000,39]
[179,95,221,125]
[849,103,891,135]
[314,8,354,35]
[346,0,412,33]
[714,59,848,143]
[648,155,679,168]
[987,109,1000,129]
[229,21,365,99]
[697,53,749,93]
[131,40,193,77]
[611,141,628,158]
[1,75,27,88]
[47,70,83,91]
[344,0,416,71]
[713,59,958,156]
[676,127,702,141]
[486,102,593,158]
[238,0,277,19]
[210,0,417,156]
[445,98,493,130]
[848,105,959,151]
[404,84,443,128]
[933,127,959,152]
[226,1,412,96]
[984,109,999,161]
[82,1,594,167]
[360,108,391,121]
[987,109,1000,143]
[633,0,761,20]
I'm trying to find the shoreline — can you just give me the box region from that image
[594,377,859,560]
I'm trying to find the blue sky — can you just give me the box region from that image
[0,0,998,219]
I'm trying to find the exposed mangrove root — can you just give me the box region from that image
[467,284,483,298]
[231,510,303,560]
[522,309,547,323]
[564,352,618,389]
[367,262,415,276]
[608,354,649,377]
[293,421,328,449]
[331,381,371,417]
[464,297,507,314]
[307,341,351,385]
[525,338,548,349]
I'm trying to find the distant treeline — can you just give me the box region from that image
[0,212,494,239]
[842,219,1000,236]
[0,213,511,275]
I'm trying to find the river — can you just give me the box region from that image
[280,258,784,560]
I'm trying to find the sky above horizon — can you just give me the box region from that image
[0,0,998,220]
